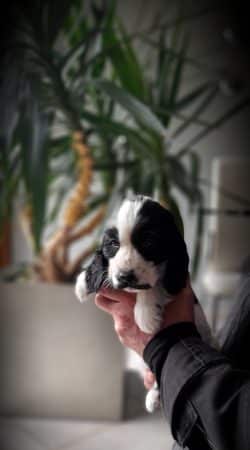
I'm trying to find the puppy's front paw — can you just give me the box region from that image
[75,271,91,303]
[137,313,162,334]
[145,386,160,413]
[134,302,162,334]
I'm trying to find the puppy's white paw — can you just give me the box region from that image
[134,304,162,334]
[75,271,91,303]
[145,386,160,413]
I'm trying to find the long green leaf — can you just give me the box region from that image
[173,82,214,111]
[166,33,189,126]
[96,80,166,136]
[156,30,174,122]
[167,157,200,202]
[173,85,218,138]
[59,28,99,74]
[81,109,153,157]
[177,97,250,153]
[116,18,147,101]
[18,99,51,252]
[102,12,146,100]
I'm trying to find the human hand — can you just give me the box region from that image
[95,280,195,357]
[95,289,152,356]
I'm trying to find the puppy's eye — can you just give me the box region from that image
[103,238,120,258]
[109,239,119,248]
[102,227,120,258]
[108,239,120,257]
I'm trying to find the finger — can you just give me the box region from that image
[95,293,117,314]
[144,369,156,390]
[99,287,136,306]
[114,314,133,336]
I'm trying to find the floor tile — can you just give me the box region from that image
[67,413,174,450]
[0,419,44,450]
[0,418,112,450]
[0,413,174,450]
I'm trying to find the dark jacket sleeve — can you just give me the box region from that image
[143,322,250,450]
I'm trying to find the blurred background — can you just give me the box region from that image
[0,0,250,449]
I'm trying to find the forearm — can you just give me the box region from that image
[144,323,250,449]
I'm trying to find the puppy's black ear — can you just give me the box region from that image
[160,218,189,295]
[83,226,119,293]
[84,248,108,293]
[162,243,189,294]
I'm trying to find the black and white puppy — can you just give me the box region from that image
[75,195,213,411]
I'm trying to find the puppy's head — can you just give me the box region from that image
[107,195,189,294]
[75,195,189,302]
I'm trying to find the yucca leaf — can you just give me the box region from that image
[101,10,146,100]
[167,157,200,202]
[153,105,210,128]
[96,80,166,136]
[0,143,20,228]
[156,30,173,122]
[173,85,218,138]
[46,184,71,226]
[0,64,24,151]
[178,97,250,153]
[18,99,52,252]
[166,33,189,126]
[173,82,214,111]
[116,18,147,101]
[59,28,99,74]
[81,109,149,147]
[156,29,167,90]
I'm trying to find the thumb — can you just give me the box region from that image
[95,293,116,314]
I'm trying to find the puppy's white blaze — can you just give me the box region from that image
[75,271,89,303]
[110,197,160,287]
[117,197,146,243]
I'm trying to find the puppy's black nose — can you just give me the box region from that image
[117,270,136,288]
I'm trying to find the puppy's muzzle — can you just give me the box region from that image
[116,270,151,290]
[116,270,137,288]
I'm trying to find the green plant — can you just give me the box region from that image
[0,0,114,281]
[1,0,249,281]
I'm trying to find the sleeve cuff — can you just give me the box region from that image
[161,337,228,444]
[143,322,201,385]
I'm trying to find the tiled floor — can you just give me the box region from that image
[0,412,174,450]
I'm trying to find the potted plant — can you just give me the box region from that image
[1,1,248,281]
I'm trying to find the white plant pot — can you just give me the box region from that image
[0,281,124,420]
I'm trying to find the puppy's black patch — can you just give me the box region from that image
[102,227,120,259]
[131,199,189,295]
[84,249,108,293]
[83,227,119,293]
